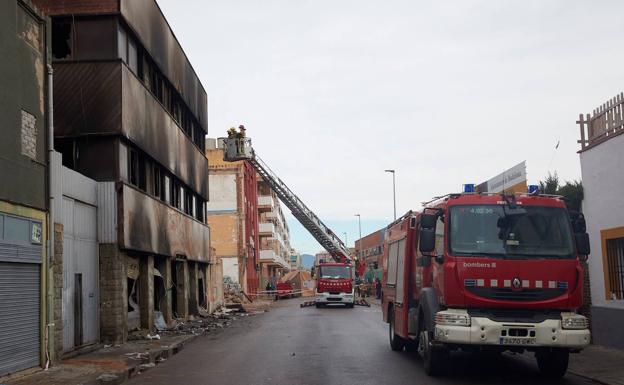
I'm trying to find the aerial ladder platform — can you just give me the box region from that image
[221,135,351,263]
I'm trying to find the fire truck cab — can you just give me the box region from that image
[315,261,355,308]
[381,189,591,377]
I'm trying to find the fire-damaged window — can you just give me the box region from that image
[129,149,147,190]
[118,24,140,75]
[184,187,193,216]
[153,165,166,201]
[52,18,72,59]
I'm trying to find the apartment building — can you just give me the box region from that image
[0,0,50,375]
[32,0,211,344]
[206,139,260,295]
[355,229,384,282]
[257,177,292,288]
[577,93,624,349]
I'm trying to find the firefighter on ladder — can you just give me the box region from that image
[236,125,246,154]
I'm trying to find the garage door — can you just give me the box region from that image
[0,213,42,376]
[0,262,40,376]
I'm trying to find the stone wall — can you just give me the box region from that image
[99,245,127,344]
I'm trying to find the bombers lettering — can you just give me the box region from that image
[463,262,497,268]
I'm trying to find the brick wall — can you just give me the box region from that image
[52,223,63,361]
[99,244,127,344]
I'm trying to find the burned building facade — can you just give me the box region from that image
[33,0,211,344]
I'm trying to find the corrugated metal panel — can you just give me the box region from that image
[62,198,99,351]
[0,243,42,264]
[0,262,40,376]
[62,165,98,206]
[97,182,117,244]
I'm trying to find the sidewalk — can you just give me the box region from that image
[513,344,624,385]
[1,334,198,385]
[0,305,267,385]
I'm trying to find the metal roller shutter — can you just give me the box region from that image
[0,262,40,376]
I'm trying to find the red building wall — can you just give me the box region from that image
[243,161,260,294]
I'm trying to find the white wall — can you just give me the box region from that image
[580,133,624,309]
[206,174,237,212]
[221,256,239,283]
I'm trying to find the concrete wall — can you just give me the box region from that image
[221,257,239,283]
[206,174,237,213]
[579,132,624,348]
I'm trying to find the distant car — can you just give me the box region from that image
[275,282,294,300]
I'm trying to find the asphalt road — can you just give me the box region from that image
[127,299,595,385]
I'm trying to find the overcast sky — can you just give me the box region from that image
[158,0,624,254]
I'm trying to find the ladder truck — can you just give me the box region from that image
[221,135,356,307]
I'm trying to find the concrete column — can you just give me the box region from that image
[176,260,189,319]
[188,262,199,315]
[139,255,154,330]
[155,257,173,324]
[99,245,127,344]
[52,223,64,362]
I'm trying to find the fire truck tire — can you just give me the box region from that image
[389,310,406,351]
[536,349,569,378]
[315,303,323,308]
[345,302,354,309]
[419,330,445,376]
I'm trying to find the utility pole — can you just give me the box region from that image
[354,213,362,259]
[385,169,396,220]
[343,232,348,247]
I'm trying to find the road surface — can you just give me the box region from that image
[127,299,594,385]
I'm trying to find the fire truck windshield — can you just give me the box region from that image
[449,205,575,259]
[319,265,352,279]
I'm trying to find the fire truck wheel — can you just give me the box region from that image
[345,303,354,309]
[315,303,323,308]
[536,349,569,378]
[418,330,445,376]
[389,310,406,351]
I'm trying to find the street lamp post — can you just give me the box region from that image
[385,169,396,220]
[354,213,362,259]
[343,232,348,247]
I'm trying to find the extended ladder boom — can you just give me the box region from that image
[222,137,351,262]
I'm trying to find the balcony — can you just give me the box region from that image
[119,183,210,262]
[259,222,275,235]
[258,195,275,211]
[259,250,289,269]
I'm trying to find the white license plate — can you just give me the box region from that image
[500,337,536,346]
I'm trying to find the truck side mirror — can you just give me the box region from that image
[575,232,590,256]
[572,213,587,233]
[419,213,437,254]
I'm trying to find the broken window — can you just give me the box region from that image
[129,149,139,186]
[153,165,163,200]
[127,277,140,331]
[52,18,72,59]
[128,36,138,74]
[117,24,127,63]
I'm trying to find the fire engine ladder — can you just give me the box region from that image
[222,137,351,262]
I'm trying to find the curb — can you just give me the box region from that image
[86,334,199,385]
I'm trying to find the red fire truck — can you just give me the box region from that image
[315,261,355,308]
[381,187,591,377]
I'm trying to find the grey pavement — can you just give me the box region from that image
[126,298,600,385]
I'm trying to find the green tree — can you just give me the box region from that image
[539,172,559,195]
[558,180,584,212]
[538,172,584,212]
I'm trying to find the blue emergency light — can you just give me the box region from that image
[528,184,539,194]
[463,184,475,193]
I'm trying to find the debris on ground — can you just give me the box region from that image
[96,373,119,382]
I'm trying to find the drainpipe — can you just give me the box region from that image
[46,63,55,369]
